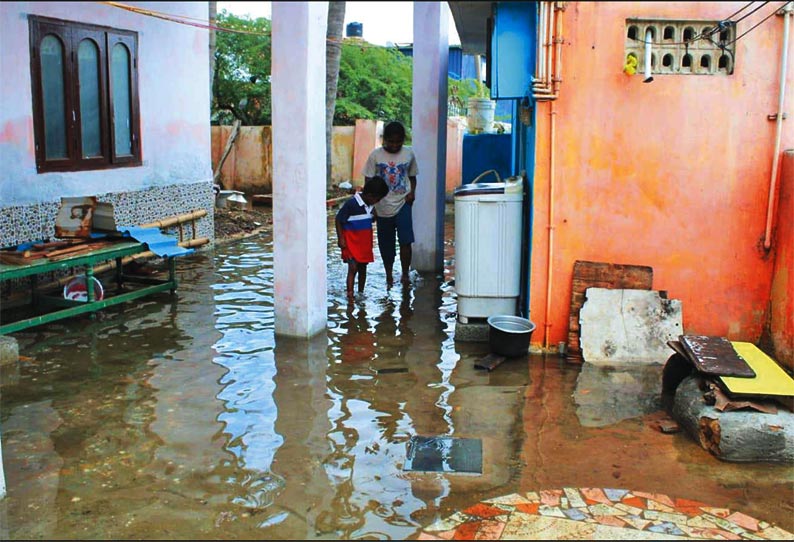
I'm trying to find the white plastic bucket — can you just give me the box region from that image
[467,98,496,134]
[63,276,104,301]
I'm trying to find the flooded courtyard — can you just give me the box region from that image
[1,208,792,539]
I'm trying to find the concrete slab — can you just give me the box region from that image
[454,320,489,342]
[579,288,682,365]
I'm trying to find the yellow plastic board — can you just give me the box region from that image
[718,342,794,397]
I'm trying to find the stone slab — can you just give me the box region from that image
[567,261,653,357]
[455,320,489,342]
[579,288,682,365]
[0,335,19,367]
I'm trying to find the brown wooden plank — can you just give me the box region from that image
[474,354,507,371]
[567,261,653,355]
[0,251,47,265]
[679,335,756,378]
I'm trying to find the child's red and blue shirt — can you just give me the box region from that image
[336,193,375,263]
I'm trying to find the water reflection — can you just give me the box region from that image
[5,207,793,539]
[573,363,663,427]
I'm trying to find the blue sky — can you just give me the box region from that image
[217,1,461,46]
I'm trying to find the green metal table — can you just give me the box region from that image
[0,241,177,334]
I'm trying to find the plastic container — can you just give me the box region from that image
[63,275,105,302]
[454,171,523,322]
[467,98,496,134]
[216,190,247,209]
[487,315,536,357]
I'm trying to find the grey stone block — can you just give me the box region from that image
[0,336,19,367]
[454,320,489,342]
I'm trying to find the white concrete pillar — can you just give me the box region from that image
[412,2,449,273]
[271,2,329,337]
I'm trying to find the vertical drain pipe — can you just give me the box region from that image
[764,2,792,250]
[544,102,557,351]
[543,2,562,351]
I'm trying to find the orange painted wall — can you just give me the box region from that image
[529,2,794,352]
[771,151,794,370]
[211,125,273,194]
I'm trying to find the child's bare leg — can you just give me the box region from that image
[400,243,412,284]
[346,261,356,302]
[357,263,367,293]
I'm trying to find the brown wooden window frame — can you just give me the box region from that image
[29,15,141,173]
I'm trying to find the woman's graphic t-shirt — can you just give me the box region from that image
[363,146,418,218]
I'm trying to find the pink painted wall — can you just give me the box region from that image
[352,119,383,187]
[211,119,466,196]
[446,118,466,196]
[529,2,794,354]
[771,151,794,370]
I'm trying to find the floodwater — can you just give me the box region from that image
[1,208,792,540]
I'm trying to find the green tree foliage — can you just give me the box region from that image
[335,42,412,127]
[212,10,271,125]
[212,12,414,130]
[449,77,488,102]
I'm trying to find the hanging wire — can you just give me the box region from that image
[727,1,792,44]
[627,1,772,46]
[101,1,392,49]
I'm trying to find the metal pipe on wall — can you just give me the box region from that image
[543,1,564,349]
[764,2,793,250]
[533,1,556,99]
[544,102,557,350]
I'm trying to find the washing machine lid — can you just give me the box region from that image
[454,176,523,197]
[454,182,506,196]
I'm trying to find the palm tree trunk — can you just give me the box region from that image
[326,2,346,184]
[209,2,217,97]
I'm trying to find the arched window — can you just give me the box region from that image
[30,16,140,172]
[40,35,68,161]
[78,39,102,158]
[111,43,132,157]
[718,54,730,71]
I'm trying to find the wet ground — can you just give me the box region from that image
[1,207,793,539]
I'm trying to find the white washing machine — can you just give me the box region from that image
[454,175,523,323]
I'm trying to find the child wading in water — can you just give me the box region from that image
[335,176,389,302]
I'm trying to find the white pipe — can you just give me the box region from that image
[537,1,547,83]
[643,28,654,83]
[544,102,557,350]
[764,2,793,250]
[553,1,563,95]
[534,2,553,95]
[547,2,555,89]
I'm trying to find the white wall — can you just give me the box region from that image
[0,2,212,206]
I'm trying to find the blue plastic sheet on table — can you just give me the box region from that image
[119,226,194,258]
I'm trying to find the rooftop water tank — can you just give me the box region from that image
[346,22,363,38]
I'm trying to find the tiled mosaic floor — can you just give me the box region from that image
[417,488,793,540]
